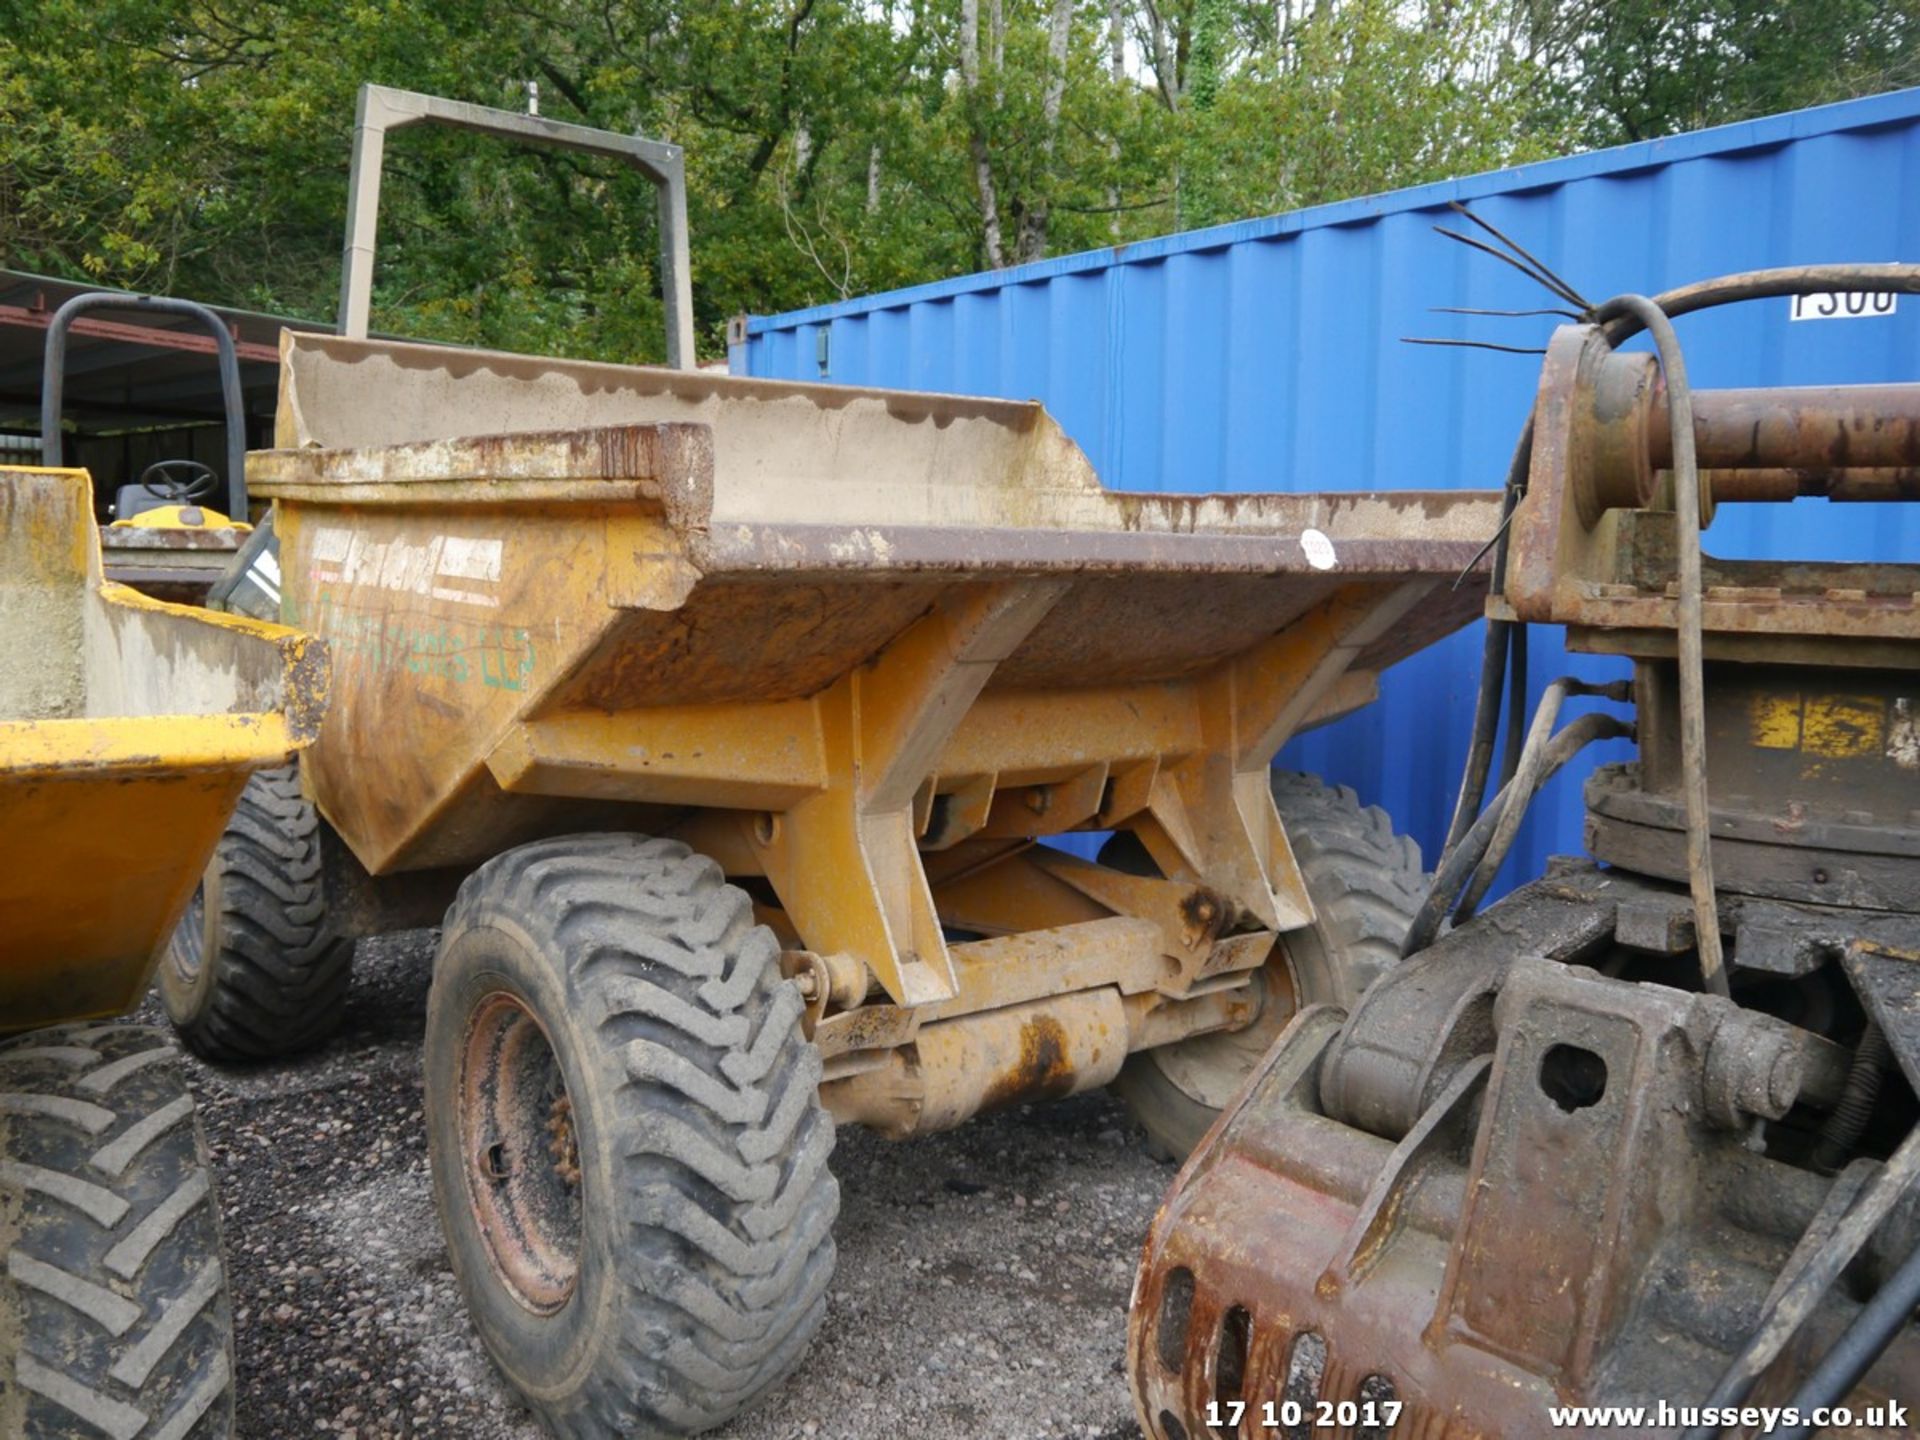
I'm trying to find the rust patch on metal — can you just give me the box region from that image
[457,991,582,1316]
[979,1014,1077,1113]
[1178,887,1234,949]
[812,1002,916,1060]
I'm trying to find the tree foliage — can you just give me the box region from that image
[1,0,1915,362]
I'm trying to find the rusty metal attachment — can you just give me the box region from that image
[1509,320,1920,644]
[1133,268,1920,1437]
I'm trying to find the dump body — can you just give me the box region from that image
[0,466,326,1029]
[254,334,1498,1133]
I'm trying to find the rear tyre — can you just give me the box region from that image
[159,765,355,1061]
[0,1024,234,1438]
[1110,771,1424,1160]
[425,833,838,1438]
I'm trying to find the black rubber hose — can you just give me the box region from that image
[1444,614,1510,858]
[1814,1026,1892,1175]
[1403,711,1632,956]
[1453,707,1629,926]
[1600,265,1920,347]
[1682,1124,1920,1439]
[1600,292,1728,997]
[1456,676,1594,925]
[1439,419,1534,861]
[1772,1240,1920,1440]
[1500,618,1529,789]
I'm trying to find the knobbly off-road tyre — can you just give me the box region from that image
[1110,771,1425,1160]
[160,765,355,1063]
[424,833,838,1438]
[0,1024,234,1438]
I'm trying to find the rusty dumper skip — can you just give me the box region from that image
[157,331,1499,1436]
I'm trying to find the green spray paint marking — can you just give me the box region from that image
[290,596,537,692]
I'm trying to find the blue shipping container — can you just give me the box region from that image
[735,89,1920,887]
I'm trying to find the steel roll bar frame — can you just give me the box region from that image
[336,83,696,369]
[40,292,248,521]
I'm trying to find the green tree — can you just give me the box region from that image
[1,0,1915,364]
[1518,0,1920,144]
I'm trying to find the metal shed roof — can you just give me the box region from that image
[0,270,323,435]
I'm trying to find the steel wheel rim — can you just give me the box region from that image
[458,991,584,1314]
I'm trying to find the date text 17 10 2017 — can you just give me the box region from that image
[287,596,538,693]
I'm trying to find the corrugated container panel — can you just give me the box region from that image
[735,89,1920,887]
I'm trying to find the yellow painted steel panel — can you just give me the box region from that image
[0,465,327,1032]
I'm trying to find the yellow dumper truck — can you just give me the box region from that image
[0,462,324,1436]
[158,331,1500,1436]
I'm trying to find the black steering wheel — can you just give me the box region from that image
[139,458,222,504]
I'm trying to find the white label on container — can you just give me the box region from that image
[307,525,503,607]
[1789,291,1898,321]
[1300,528,1338,571]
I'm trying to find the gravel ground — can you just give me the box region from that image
[143,933,1168,1440]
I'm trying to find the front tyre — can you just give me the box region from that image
[425,834,838,1438]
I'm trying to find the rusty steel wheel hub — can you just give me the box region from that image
[1147,960,1289,1110]
[459,991,584,1314]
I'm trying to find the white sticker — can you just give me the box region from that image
[311,526,352,564]
[307,525,503,607]
[438,535,504,582]
[1789,291,1898,321]
[1300,528,1337,571]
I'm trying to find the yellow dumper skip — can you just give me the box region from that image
[254,332,1499,1091]
[0,466,327,1029]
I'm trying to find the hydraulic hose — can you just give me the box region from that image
[1453,676,1568,924]
[1601,265,1920,347]
[1453,677,1632,924]
[1813,1025,1892,1175]
[1444,606,1512,859]
[1439,421,1534,860]
[1590,293,1726,997]
[1773,1239,1920,1440]
[1403,711,1632,957]
[1501,619,1529,789]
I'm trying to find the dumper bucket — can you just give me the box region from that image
[253,334,1498,1020]
[0,466,326,1029]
